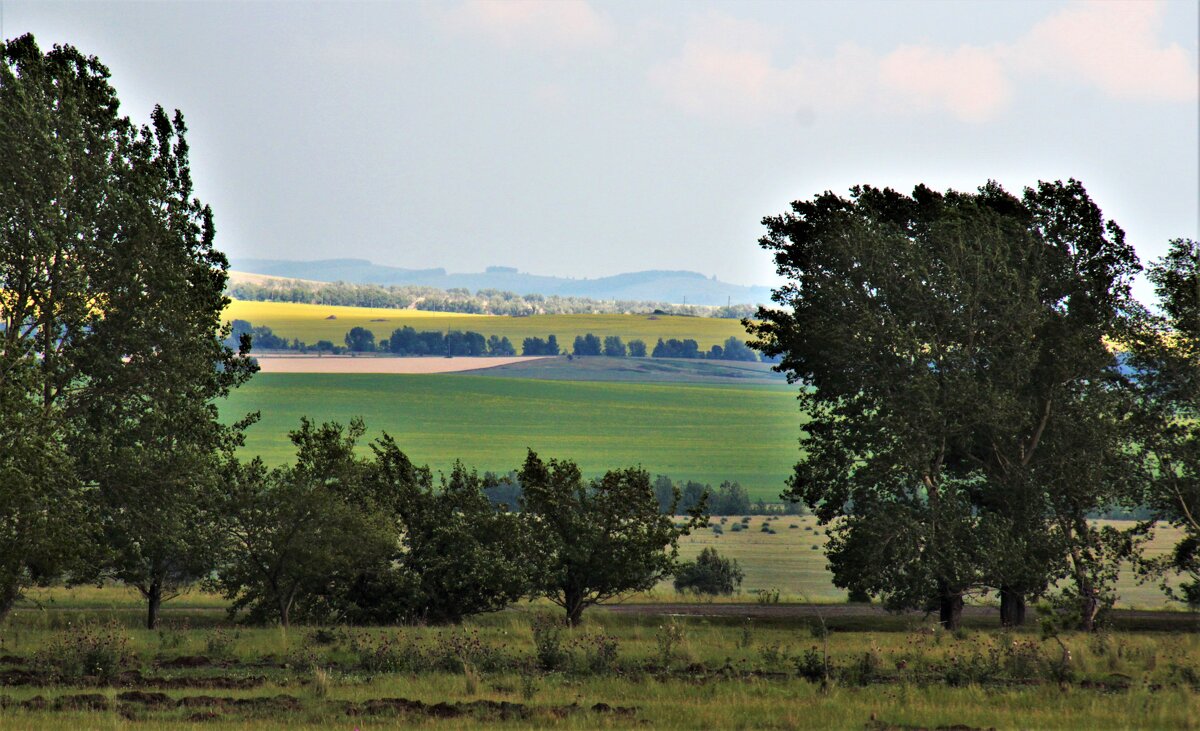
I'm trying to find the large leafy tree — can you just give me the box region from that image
[1129,239,1200,607]
[519,451,704,625]
[749,180,1142,629]
[0,34,119,616]
[68,106,257,629]
[0,34,255,628]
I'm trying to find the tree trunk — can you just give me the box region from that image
[1078,589,1100,632]
[564,589,586,627]
[938,586,964,630]
[0,580,21,621]
[999,585,1026,627]
[146,580,163,630]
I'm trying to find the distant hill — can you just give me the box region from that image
[229,258,773,306]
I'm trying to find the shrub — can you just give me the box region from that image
[756,587,781,605]
[572,633,620,674]
[33,621,133,682]
[353,632,424,673]
[531,615,569,671]
[204,629,235,659]
[796,647,826,682]
[674,548,745,596]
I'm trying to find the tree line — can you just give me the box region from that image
[749,181,1200,630]
[228,321,771,362]
[228,279,758,319]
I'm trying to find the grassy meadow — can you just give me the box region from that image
[220,373,800,500]
[224,299,753,350]
[2,590,1197,730]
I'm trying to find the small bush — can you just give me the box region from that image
[796,647,825,683]
[353,632,423,673]
[573,633,620,674]
[756,588,781,605]
[34,621,133,682]
[730,523,744,532]
[759,642,790,668]
[205,629,235,659]
[674,548,744,596]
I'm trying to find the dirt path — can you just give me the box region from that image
[253,355,551,374]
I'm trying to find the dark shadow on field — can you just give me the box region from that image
[455,356,789,385]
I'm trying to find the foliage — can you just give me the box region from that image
[521,334,560,355]
[346,447,540,624]
[211,419,397,625]
[32,621,133,682]
[519,450,706,624]
[749,180,1144,629]
[673,548,744,595]
[573,333,602,356]
[344,326,376,352]
[0,35,256,624]
[1127,238,1200,607]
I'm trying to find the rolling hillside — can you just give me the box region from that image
[224,299,755,351]
[230,258,774,306]
[220,373,801,499]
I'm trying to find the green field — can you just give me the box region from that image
[221,373,800,499]
[225,299,754,350]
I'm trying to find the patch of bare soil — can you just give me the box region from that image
[0,668,266,690]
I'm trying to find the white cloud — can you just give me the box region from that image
[647,13,871,123]
[442,0,614,51]
[1014,0,1197,101]
[879,44,1012,123]
[651,0,1197,124]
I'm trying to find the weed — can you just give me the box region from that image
[519,665,539,701]
[656,620,685,670]
[205,628,235,659]
[463,662,481,695]
[311,666,332,698]
[531,615,569,671]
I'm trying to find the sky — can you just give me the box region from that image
[5,0,1198,297]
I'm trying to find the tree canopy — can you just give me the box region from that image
[749,180,1144,629]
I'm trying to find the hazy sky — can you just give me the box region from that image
[7,0,1198,294]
